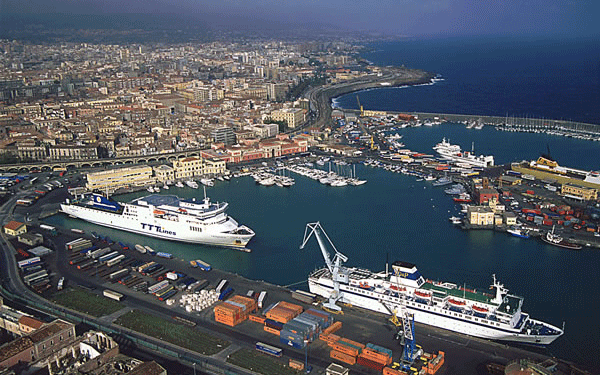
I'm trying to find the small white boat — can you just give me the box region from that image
[449,216,462,225]
[176,181,184,188]
[135,244,147,253]
[200,178,214,187]
[163,184,169,190]
[186,180,199,189]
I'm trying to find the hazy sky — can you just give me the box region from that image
[2,0,598,37]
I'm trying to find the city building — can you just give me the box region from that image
[85,166,154,192]
[3,221,26,237]
[269,108,305,129]
[467,206,495,226]
[561,183,598,201]
[211,127,236,145]
[153,165,175,183]
[49,144,98,161]
[476,188,500,205]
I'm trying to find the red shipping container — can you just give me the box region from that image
[542,219,553,226]
[357,355,385,371]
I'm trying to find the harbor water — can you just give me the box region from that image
[46,36,600,370]
[46,126,600,369]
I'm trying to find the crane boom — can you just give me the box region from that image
[300,222,348,311]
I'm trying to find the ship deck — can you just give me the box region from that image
[421,282,492,304]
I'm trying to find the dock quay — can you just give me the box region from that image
[32,226,571,375]
[343,108,600,136]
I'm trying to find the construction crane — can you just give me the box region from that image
[380,300,419,369]
[356,95,364,117]
[300,222,349,311]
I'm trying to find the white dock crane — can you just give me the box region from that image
[300,222,349,311]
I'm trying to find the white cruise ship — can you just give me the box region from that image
[309,261,563,345]
[433,138,494,168]
[61,193,255,250]
[302,223,563,346]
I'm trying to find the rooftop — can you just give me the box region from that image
[3,221,25,231]
[0,337,34,361]
[28,320,73,344]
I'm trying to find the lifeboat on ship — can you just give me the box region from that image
[390,285,406,292]
[414,290,432,298]
[359,282,371,289]
[472,305,489,313]
[178,208,187,213]
[448,298,466,306]
[153,209,166,215]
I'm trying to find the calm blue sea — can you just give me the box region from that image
[334,36,600,125]
[46,37,600,371]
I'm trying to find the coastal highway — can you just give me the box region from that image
[303,67,434,130]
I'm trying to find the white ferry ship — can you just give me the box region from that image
[433,138,494,168]
[303,223,563,346]
[60,193,255,250]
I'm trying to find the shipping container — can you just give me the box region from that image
[18,257,41,268]
[109,269,130,281]
[215,279,228,294]
[264,325,281,335]
[218,287,234,301]
[88,247,112,259]
[103,289,123,301]
[257,291,267,308]
[357,355,385,371]
[330,349,357,365]
[264,319,284,330]
[158,289,177,301]
[292,289,317,304]
[106,254,125,267]
[98,251,119,263]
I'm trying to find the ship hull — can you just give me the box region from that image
[61,203,253,249]
[309,276,560,346]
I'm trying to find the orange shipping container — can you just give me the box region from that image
[332,342,359,357]
[330,350,356,365]
[229,295,257,313]
[338,338,365,349]
[289,359,304,370]
[215,315,243,327]
[427,351,445,375]
[323,321,342,335]
[359,349,392,365]
[383,367,408,375]
[279,301,303,314]
[249,314,266,324]
[264,325,281,336]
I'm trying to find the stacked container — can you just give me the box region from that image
[359,343,393,366]
[330,349,356,365]
[319,333,340,346]
[266,301,302,323]
[213,294,257,326]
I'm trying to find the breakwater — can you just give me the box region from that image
[341,107,600,134]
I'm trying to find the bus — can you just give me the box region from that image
[255,342,283,357]
[103,289,124,301]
